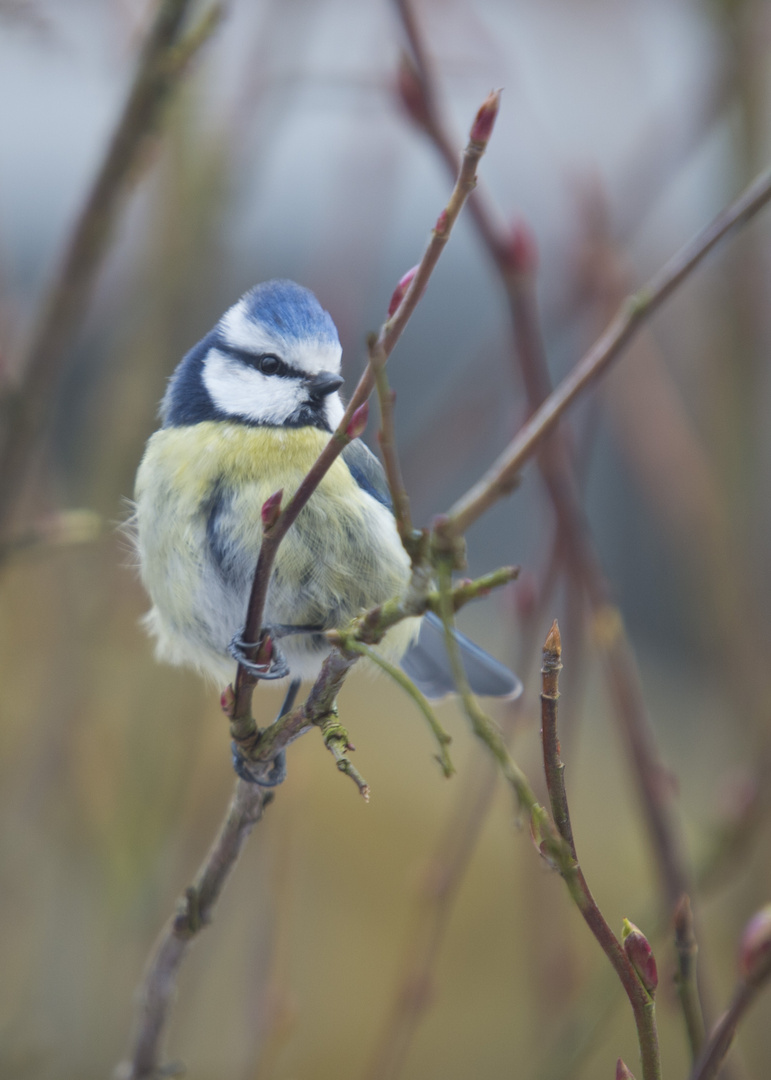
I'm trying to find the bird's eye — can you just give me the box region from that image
[257,354,283,376]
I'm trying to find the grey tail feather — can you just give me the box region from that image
[399,612,523,701]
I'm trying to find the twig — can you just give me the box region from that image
[689,949,771,1080]
[391,10,729,1053]
[540,623,662,1080]
[344,638,454,777]
[446,162,771,536]
[369,336,417,559]
[0,0,223,538]
[675,894,706,1062]
[229,89,503,731]
[115,780,271,1080]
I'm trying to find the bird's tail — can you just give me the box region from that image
[399,612,522,701]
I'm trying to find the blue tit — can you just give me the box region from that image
[133,279,521,722]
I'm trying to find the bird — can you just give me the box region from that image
[133,280,521,781]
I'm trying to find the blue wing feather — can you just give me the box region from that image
[341,439,393,509]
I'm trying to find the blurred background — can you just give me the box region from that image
[1,0,771,1077]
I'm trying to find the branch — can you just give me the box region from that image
[115,781,271,1080]
[541,623,662,1080]
[230,89,503,730]
[446,162,771,536]
[0,0,224,538]
[674,894,706,1062]
[689,934,771,1080]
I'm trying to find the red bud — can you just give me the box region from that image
[346,401,369,440]
[616,1059,636,1080]
[220,685,236,717]
[738,904,771,982]
[261,489,283,531]
[395,52,431,129]
[434,208,449,236]
[505,219,539,274]
[622,919,658,995]
[388,265,419,317]
[469,89,501,145]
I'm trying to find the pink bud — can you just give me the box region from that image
[616,1059,636,1080]
[388,265,419,317]
[469,89,501,144]
[220,685,236,717]
[395,52,431,129]
[346,401,369,440]
[738,904,771,982]
[511,570,537,620]
[505,219,539,274]
[434,209,449,237]
[261,489,283,531]
[622,919,658,995]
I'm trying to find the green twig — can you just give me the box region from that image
[674,894,706,1062]
[344,638,454,778]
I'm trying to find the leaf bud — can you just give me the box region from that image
[346,401,370,440]
[622,918,658,995]
[469,89,501,145]
[738,904,771,983]
[261,489,283,531]
[387,265,419,317]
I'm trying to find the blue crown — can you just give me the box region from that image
[239,280,340,346]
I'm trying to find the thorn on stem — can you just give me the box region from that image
[616,1059,636,1080]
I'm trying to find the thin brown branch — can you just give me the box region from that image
[0,0,223,538]
[115,781,271,1080]
[369,336,416,559]
[540,624,662,1080]
[230,89,503,730]
[446,162,771,536]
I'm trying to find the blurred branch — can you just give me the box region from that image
[115,780,272,1080]
[675,895,706,1063]
[0,0,224,540]
[689,916,771,1080]
[446,160,771,535]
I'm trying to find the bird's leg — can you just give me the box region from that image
[231,677,301,787]
[227,630,290,680]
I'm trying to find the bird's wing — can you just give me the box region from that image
[341,439,393,509]
[342,440,522,701]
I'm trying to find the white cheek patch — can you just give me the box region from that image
[325,394,345,430]
[202,349,304,425]
[221,300,342,377]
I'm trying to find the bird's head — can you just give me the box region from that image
[161,280,344,431]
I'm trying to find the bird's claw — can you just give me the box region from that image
[227,631,290,680]
[232,744,287,787]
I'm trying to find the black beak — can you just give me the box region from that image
[306,371,344,398]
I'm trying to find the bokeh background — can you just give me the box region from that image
[1,1,771,1078]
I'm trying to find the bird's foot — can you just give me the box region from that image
[227,631,290,680]
[231,744,287,787]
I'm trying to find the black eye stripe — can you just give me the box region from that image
[215,342,295,378]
